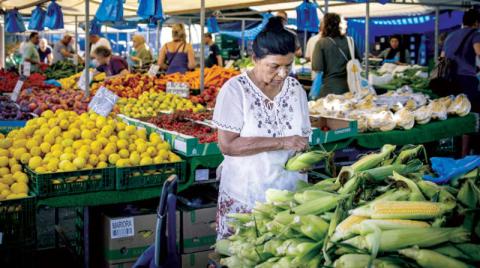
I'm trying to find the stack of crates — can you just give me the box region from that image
[215,34,240,60]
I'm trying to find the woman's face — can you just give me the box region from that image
[39,39,46,49]
[390,38,399,49]
[254,53,294,86]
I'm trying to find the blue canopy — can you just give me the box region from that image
[220,13,273,40]
[296,0,319,33]
[44,0,64,29]
[28,6,46,31]
[90,18,103,36]
[6,9,26,33]
[95,0,124,23]
[137,0,163,22]
[207,17,220,33]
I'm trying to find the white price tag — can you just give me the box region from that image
[166,82,190,98]
[22,62,31,77]
[110,217,134,239]
[88,86,119,117]
[148,64,160,77]
[10,80,24,102]
[195,169,210,181]
[174,139,187,153]
[77,69,94,91]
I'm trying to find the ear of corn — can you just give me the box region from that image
[369,201,450,220]
[351,144,397,172]
[350,219,430,236]
[332,254,402,268]
[391,171,426,201]
[294,215,329,241]
[215,239,232,256]
[285,150,332,171]
[399,248,470,268]
[417,180,457,204]
[344,227,470,252]
[265,189,295,204]
[394,145,426,165]
[360,159,423,182]
[433,243,480,262]
[349,189,411,217]
[293,190,337,204]
[291,195,347,216]
[331,215,368,242]
[263,239,284,256]
[457,179,480,209]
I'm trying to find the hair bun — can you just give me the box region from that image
[264,16,285,33]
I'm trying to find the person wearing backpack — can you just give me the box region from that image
[442,9,480,112]
[311,13,361,99]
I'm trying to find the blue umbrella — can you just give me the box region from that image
[296,0,319,33]
[95,0,124,23]
[207,16,220,33]
[44,0,64,29]
[28,6,46,31]
[6,9,26,33]
[138,0,164,21]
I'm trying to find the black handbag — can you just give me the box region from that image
[429,29,476,96]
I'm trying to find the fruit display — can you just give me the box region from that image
[92,73,165,98]
[0,69,19,93]
[149,113,217,144]
[43,61,84,80]
[190,85,219,108]
[117,90,205,118]
[0,110,181,177]
[309,88,471,132]
[158,66,239,89]
[17,87,91,115]
[0,96,35,121]
[58,70,106,90]
[175,110,213,122]
[215,144,480,268]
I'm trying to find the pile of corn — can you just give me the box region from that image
[215,144,480,268]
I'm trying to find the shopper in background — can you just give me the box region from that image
[90,34,111,60]
[311,13,360,97]
[130,35,153,70]
[276,11,303,57]
[157,24,196,74]
[204,33,223,68]
[22,32,41,72]
[213,16,310,240]
[305,24,322,80]
[93,46,129,78]
[52,34,77,64]
[442,9,480,112]
[38,38,52,65]
[378,36,410,65]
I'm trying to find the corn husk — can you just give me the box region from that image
[429,100,448,120]
[367,111,396,132]
[393,108,415,130]
[447,94,471,117]
[399,248,470,268]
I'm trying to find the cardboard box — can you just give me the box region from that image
[102,213,157,264]
[179,205,217,254]
[309,116,358,144]
[181,250,213,268]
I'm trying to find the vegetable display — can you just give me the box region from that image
[309,88,471,132]
[0,69,19,93]
[149,113,217,144]
[215,144,480,268]
[43,61,84,80]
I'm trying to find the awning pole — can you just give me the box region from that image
[1,14,5,69]
[189,18,193,43]
[147,25,150,47]
[304,31,307,58]
[434,6,440,64]
[325,0,329,13]
[75,15,78,72]
[365,0,370,78]
[241,19,246,57]
[200,0,206,92]
[85,0,91,98]
[156,20,161,55]
[116,32,120,55]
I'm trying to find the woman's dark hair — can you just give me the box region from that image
[463,9,480,26]
[386,35,406,63]
[93,46,112,58]
[321,13,342,38]
[252,16,296,59]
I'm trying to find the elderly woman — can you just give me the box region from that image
[213,17,311,240]
[130,35,153,70]
[38,38,52,65]
[157,24,196,74]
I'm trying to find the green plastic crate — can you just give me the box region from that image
[0,196,36,248]
[116,161,186,190]
[25,166,116,197]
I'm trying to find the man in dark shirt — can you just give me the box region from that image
[93,46,129,78]
[204,33,223,68]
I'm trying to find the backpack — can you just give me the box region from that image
[328,36,364,96]
[429,29,476,96]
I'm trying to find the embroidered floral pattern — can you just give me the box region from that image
[238,76,299,137]
[216,189,251,240]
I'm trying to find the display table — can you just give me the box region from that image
[321,113,478,150]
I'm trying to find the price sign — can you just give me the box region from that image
[22,62,31,77]
[88,86,119,117]
[166,82,190,98]
[10,78,24,102]
[77,69,94,91]
[147,64,160,77]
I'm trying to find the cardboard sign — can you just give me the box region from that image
[166,82,190,98]
[22,62,31,77]
[10,79,24,102]
[88,86,119,117]
[77,69,94,91]
[110,217,134,239]
[147,64,160,77]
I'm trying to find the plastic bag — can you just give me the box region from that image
[44,1,64,30]
[207,17,220,33]
[423,156,480,184]
[138,0,163,20]
[5,9,26,33]
[28,6,46,31]
[309,72,323,100]
[95,0,123,22]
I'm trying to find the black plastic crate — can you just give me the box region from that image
[0,196,36,248]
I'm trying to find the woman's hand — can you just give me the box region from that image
[281,136,309,152]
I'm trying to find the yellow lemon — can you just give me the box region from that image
[73,157,87,169]
[26,139,39,150]
[12,139,27,149]
[0,167,10,177]
[158,149,170,160]
[0,156,8,167]
[156,141,171,151]
[97,161,108,168]
[72,140,84,150]
[11,182,28,194]
[77,150,89,160]
[0,138,12,149]
[149,133,162,144]
[13,148,27,161]
[10,164,22,174]
[153,156,164,164]
[47,159,59,172]
[98,154,107,162]
[89,155,99,166]
[116,139,129,150]
[63,162,77,172]
[128,143,137,152]
[70,128,81,139]
[136,143,147,154]
[0,149,9,158]
[126,125,137,134]
[64,147,74,154]
[51,150,62,158]
[140,156,153,166]
[20,153,32,165]
[116,159,130,168]
[59,119,69,130]
[119,149,129,158]
[129,152,140,166]
[60,153,74,162]
[108,154,121,165]
[90,141,103,154]
[40,142,51,154]
[30,146,42,157]
[51,144,63,153]
[28,156,43,170]
[59,160,71,170]
[0,183,8,192]
[109,135,119,144]
[169,152,182,162]
[146,146,157,157]
[116,122,127,131]
[62,138,74,148]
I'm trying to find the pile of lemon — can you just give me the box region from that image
[0,134,29,200]
[0,110,182,179]
[118,90,204,118]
